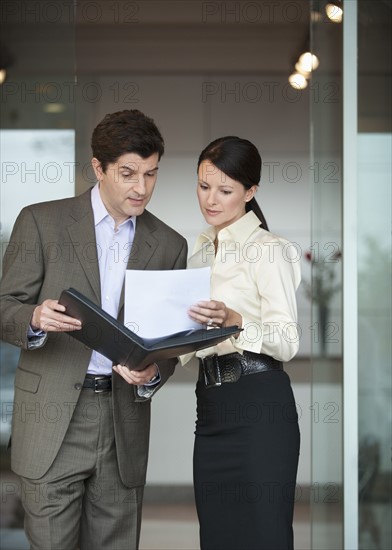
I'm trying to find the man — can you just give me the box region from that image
[0,109,188,549]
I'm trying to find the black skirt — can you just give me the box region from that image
[193,369,300,550]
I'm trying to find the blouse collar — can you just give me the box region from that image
[197,210,263,248]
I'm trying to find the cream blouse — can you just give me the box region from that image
[182,210,301,365]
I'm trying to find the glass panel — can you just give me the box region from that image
[0,1,75,545]
[357,2,392,548]
[310,3,344,548]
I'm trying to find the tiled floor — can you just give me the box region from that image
[140,502,311,550]
[0,467,312,550]
[2,495,390,549]
[0,501,311,550]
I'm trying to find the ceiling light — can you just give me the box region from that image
[43,103,66,114]
[297,52,320,75]
[288,73,308,90]
[0,69,6,84]
[325,2,343,23]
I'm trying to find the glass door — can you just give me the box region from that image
[311,1,392,548]
[0,2,76,546]
[310,2,344,549]
[356,1,391,548]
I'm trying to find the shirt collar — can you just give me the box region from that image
[91,183,136,229]
[198,210,262,246]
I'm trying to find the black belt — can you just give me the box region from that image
[83,374,112,392]
[198,351,283,389]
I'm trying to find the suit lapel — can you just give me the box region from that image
[66,190,101,304]
[65,196,159,313]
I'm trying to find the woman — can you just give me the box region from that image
[183,136,301,550]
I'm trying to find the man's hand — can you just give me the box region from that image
[31,299,82,332]
[113,363,158,386]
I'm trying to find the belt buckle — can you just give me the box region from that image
[202,355,222,389]
[93,376,108,393]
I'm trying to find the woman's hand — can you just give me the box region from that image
[188,300,242,329]
[113,363,158,386]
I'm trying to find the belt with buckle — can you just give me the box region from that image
[83,374,112,392]
[198,351,283,389]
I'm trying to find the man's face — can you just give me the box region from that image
[92,152,160,225]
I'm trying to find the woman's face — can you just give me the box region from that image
[197,160,257,232]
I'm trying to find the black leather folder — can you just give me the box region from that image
[59,288,241,370]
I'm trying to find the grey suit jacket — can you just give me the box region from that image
[0,189,188,485]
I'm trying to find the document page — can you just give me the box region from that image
[124,267,211,339]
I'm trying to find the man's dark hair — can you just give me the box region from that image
[91,109,164,172]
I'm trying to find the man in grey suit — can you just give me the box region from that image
[0,109,188,549]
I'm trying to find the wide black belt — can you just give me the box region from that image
[83,374,112,392]
[198,351,282,389]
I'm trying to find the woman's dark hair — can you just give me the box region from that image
[91,109,164,173]
[197,136,269,230]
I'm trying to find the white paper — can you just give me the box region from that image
[124,267,211,339]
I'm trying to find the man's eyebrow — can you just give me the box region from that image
[119,165,159,172]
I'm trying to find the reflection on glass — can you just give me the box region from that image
[357,135,392,550]
[0,130,75,239]
[0,130,75,546]
[357,1,392,546]
[310,2,343,548]
[0,2,76,543]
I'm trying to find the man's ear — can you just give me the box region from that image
[91,158,103,181]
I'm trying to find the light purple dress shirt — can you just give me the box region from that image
[87,184,135,375]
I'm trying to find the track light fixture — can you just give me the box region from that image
[325,1,343,23]
[289,2,343,90]
[288,72,308,90]
[289,50,320,90]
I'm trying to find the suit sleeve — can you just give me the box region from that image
[0,207,45,349]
